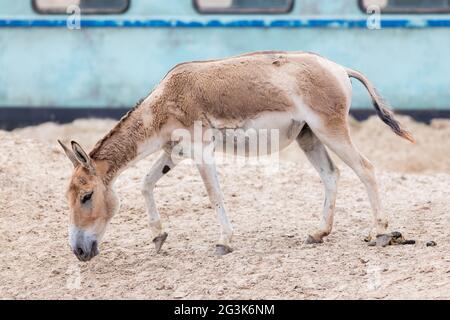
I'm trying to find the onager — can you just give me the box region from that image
[59,51,414,261]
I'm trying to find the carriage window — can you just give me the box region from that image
[360,0,450,13]
[194,0,294,14]
[33,0,130,14]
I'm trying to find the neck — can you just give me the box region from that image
[89,100,164,184]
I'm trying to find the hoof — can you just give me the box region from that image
[305,235,323,245]
[153,232,168,253]
[367,231,416,247]
[215,244,233,256]
[375,234,392,247]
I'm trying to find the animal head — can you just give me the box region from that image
[58,140,119,262]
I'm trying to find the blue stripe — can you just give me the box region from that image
[0,18,450,28]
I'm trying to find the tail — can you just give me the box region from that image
[346,68,416,143]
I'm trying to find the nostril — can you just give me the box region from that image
[76,247,84,256]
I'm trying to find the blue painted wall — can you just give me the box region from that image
[0,0,449,110]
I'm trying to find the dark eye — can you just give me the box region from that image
[81,192,93,204]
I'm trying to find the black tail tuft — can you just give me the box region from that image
[372,96,416,144]
[347,68,416,144]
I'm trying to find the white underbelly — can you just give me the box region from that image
[212,111,305,157]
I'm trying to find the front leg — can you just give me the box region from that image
[141,150,176,253]
[196,155,234,255]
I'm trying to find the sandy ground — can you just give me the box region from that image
[0,116,449,299]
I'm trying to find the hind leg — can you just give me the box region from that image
[308,122,389,239]
[297,126,340,244]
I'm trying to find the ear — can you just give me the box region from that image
[57,139,79,168]
[71,141,96,174]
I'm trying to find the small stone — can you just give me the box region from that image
[359,258,369,264]
[426,241,437,247]
[173,291,188,299]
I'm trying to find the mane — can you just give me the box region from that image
[89,98,144,158]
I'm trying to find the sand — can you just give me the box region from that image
[0,116,449,299]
